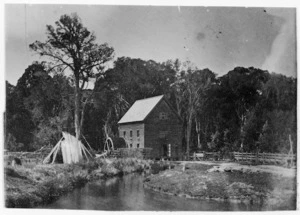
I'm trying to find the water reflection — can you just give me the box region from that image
[43,173,265,211]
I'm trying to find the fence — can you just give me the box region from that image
[4,146,53,166]
[5,151,50,165]
[190,151,296,166]
[110,148,152,159]
[190,151,220,161]
[233,152,296,166]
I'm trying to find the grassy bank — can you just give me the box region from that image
[144,163,296,210]
[5,158,153,208]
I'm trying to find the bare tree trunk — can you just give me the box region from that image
[196,120,201,150]
[186,89,194,159]
[79,88,97,139]
[288,134,293,155]
[80,105,85,136]
[74,78,81,140]
[239,114,246,150]
[186,111,193,157]
[286,134,294,167]
[175,94,182,116]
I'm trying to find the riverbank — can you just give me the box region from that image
[5,158,153,208]
[144,162,296,210]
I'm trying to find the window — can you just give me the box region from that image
[137,130,140,137]
[137,144,140,148]
[130,130,133,137]
[130,144,133,148]
[159,112,168,120]
[123,131,126,137]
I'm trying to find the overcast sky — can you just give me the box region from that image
[5,4,296,85]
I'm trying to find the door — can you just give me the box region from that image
[162,143,168,157]
[158,137,168,158]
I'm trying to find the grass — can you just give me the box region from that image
[5,164,89,208]
[5,157,153,208]
[144,163,296,210]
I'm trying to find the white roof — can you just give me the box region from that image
[118,95,164,124]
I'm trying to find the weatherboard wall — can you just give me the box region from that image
[144,99,183,159]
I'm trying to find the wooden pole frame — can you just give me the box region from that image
[43,137,63,164]
[51,140,62,164]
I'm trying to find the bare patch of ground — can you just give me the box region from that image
[179,161,296,178]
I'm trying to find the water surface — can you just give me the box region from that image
[43,173,266,211]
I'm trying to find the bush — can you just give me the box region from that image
[101,163,120,176]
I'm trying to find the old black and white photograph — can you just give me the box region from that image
[2,0,298,212]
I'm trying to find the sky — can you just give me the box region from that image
[5,4,297,86]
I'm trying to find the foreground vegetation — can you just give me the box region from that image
[144,163,296,210]
[5,158,152,208]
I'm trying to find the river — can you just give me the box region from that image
[42,173,264,211]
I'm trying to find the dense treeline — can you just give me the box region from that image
[5,58,296,154]
[5,14,296,155]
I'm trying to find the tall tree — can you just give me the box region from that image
[9,62,74,149]
[30,13,114,139]
[257,73,297,153]
[5,81,34,151]
[218,67,269,151]
[4,62,53,151]
[101,57,176,104]
[169,60,216,155]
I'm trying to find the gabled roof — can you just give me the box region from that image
[118,95,164,124]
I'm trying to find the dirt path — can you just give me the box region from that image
[177,161,296,178]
